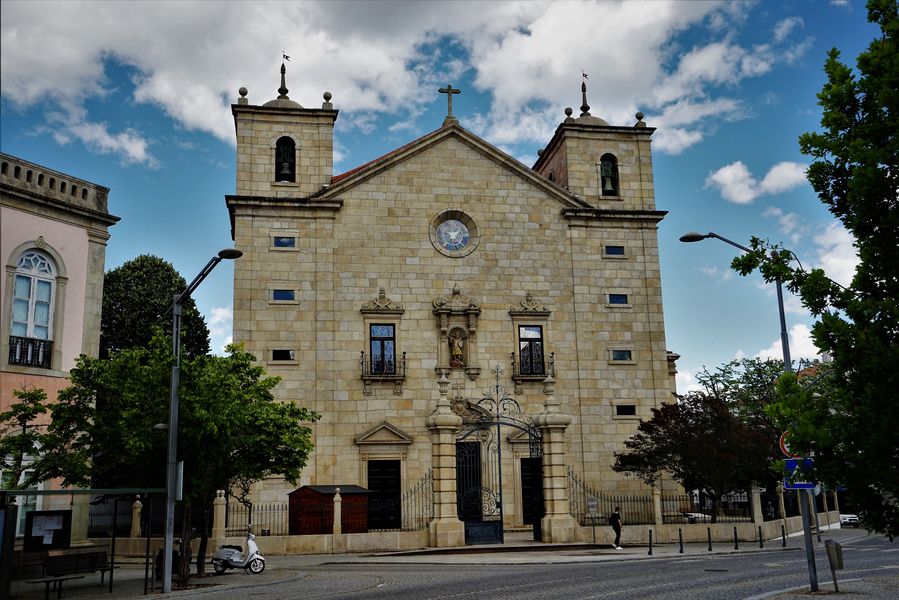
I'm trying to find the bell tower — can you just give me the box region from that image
[232,62,338,198]
[533,81,656,212]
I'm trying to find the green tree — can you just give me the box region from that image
[612,392,773,522]
[101,255,210,359]
[32,331,319,586]
[732,0,898,539]
[694,358,784,438]
[0,387,48,489]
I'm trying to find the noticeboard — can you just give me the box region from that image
[23,509,72,552]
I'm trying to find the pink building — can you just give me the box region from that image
[1,152,118,528]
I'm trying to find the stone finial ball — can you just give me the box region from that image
[636,111,644,120]
[564,107,573,117]
[324,91,332,101]
[239,87,248,97]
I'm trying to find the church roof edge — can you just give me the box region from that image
[324,123,591,210]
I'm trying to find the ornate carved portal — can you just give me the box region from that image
[433,285,481,380]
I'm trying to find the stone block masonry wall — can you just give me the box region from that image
[232,132,671,510]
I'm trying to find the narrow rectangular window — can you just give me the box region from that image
[611,350,633,362]
[272,349,294,361]
[272,289,295,301]
[370,324,396,375]
[518,325,545,375]
[604,245,625,256]
[615,405,637,416]
[608,293,629,305]
[273,236,296,248]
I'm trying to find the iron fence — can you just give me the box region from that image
[783,489,802,518]
[402,468,433,531]
[760,490,781,521]
[225,501,288,536]
[87,497,134,537]
[568,469,654,525]
[369,469,434,532]
[660,492,752,524]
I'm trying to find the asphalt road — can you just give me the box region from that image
[9,528,896,599]
[165,530,896,600]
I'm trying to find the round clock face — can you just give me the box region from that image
[436,219,470,252]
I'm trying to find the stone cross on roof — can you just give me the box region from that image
[438,84,461,126]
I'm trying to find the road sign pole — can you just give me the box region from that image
[798,489,819,592]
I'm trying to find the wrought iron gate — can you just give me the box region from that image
[455,365,543,544]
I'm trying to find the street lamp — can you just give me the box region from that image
[162,248,242,593]
[679,232,792,372]
[679,231,817,590]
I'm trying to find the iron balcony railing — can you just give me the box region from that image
[360,350,407,378]
[511,351,554,379]
[8,336,52,368]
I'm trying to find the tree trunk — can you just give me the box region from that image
[710,495,720,524]
[178,505,192,588]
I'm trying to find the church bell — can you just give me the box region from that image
[278,162,293,182]
[603,176,615,193]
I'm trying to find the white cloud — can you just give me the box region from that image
[813,222,859,287]
[762,206,807,244]
[760,162,808,194]
[208,305,233,356]
[676,369,704,394]
[706,161,808,204]
[705,161,757,204]
[755,323,820,363]
[0,0,819,164]
[773,17,803,43]
[44,107,157,167]
[697,265,734,282]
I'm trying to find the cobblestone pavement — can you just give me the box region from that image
[7,527,896,599]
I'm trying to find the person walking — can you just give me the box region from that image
[610,506,623,549]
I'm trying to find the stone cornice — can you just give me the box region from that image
[561,208,667,226]
[225,194,343,239]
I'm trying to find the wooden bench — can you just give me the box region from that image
[44,550,112,583]
[24,574,84,600]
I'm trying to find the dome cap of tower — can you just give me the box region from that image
[573,79,608,126]
[263,62,303,108]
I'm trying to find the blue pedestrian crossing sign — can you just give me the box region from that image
[784,457,816,489]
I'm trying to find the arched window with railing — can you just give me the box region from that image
[9,250,57,368]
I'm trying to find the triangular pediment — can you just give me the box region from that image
[354,420,413,446]
[320,123,591,210]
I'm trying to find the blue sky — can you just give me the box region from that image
[1,1,874,392]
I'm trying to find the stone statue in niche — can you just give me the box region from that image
[450,329,465,368]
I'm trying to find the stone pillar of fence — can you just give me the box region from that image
[130,496,143,538]
[652,485,663,525]
[776,482,786,521]
[751,486,763,523]
[534,375,577,543]
[333,488,342,535]
[426,372,465,547]
[211,490,226,545]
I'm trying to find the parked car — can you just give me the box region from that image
[683,512,713,524]
[840,513,860,527]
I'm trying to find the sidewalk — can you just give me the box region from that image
[7,529,895,599]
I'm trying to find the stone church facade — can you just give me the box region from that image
[226,66,675,545]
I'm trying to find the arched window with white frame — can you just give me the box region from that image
[9,251,56,368]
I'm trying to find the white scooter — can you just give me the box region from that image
[211,530,265,574]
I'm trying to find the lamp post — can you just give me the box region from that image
[162,248,241,593]
[679,232,792,372]
[679,231,816,591]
